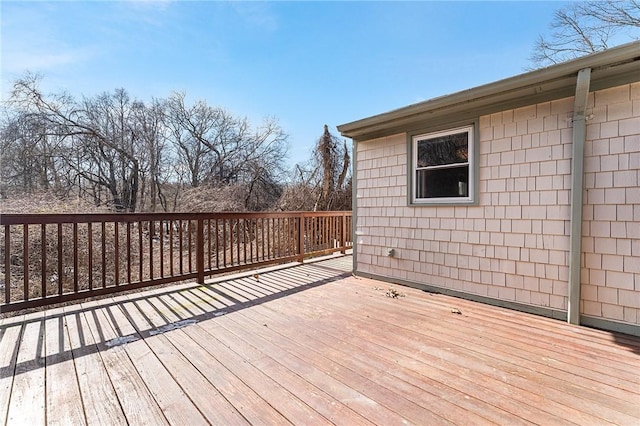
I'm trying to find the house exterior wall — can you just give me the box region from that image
[354,82,640,329]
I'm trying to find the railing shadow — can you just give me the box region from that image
[0,255,353,380]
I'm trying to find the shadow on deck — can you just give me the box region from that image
[0,254,353,379]
[1,253,639,425]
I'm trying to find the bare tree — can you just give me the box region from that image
[0,112,62,196]
[165,93,288,210]
[132,98,169,212]
[314,124,350,211]
[530,1,640,68]
[165,92,222,188]
[4,74,289,213]
[9,76,142,211]
[279,125,351,212]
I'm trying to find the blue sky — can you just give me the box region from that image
[2,1,570,167]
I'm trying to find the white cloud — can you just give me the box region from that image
[230,1,278,33]
[122,0,173,11]
[3,48,93,75]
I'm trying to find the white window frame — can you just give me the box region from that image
[411,125,475,205]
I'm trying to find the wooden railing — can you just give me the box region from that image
[0,211,352,312]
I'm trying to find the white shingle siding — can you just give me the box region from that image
[355,82,640,326]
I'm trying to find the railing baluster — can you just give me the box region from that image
[260,218,265,261]
[138,221,143,282]
[160,220,164,278]
[57,224,63,296]
[88,222,93,291]
[249,219,253,263]
[207,219,212,271]
[277,218,281,257]
[229,219,240,265]
[188,220,193,272]
[114,222,120,286]
[149,220,154,280]
[322,216,326,249]
[196,219,204,284]
[5,225,11,304]
[215,218,220,270]
[41,224,46,298]
[73,223,78,293]
[23,225,29,301]
[297,214,304,262]
[126,222,131,284]
[341,212,346,254]
[179,220,183,275]
[223,219,227,268]
[101,222,106,288]
[169,220,174,277]
[267,218,271,259]
[243,219,248,265]
[236,219,240,266]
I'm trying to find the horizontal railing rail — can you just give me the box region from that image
[0,211,352,312]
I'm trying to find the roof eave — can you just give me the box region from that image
[338,41,640,141]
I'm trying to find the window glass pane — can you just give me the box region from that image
[416,165,468,198]
[417,132,468,168]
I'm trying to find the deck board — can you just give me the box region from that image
[324,285,639,412]
[0,315,22,425]
[7,312,46,425]
[170,327,290,425]
[283,276,640,423]
[1,254,639,425]
[81,301,169,425]
[44,308,86,426]
[241,298,537,426]
[237,287,583,425]
[63,306,128,426]
[112,298,209,425]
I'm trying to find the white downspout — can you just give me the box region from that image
[567,68,591,325]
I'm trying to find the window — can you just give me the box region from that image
[412,125,474,204]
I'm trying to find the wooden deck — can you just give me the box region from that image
[1,254,639,425]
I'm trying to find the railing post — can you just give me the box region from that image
[297,213,304,263]
[196,218,205,284]
[341,212,347,254]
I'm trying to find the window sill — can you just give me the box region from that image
[409,197,476,206]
